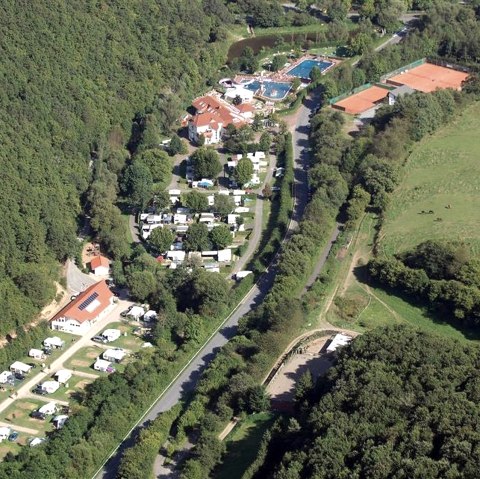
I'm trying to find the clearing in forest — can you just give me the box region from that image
[380,102,480,257]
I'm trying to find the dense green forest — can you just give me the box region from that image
[0,0,230,336]
[246,326,480,479]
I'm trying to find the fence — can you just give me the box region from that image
[380,58,426,82]
[328,82,372,105]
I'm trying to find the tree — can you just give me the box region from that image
[123,161,153,209]
[190,147,222,179]
[233,157,254,186]
[136,149,172,187]
[271,54,287,72]
[168,134,188,156]
[209,225,232,249]
[185,223,210,251]
[262,183,273,200]
[213,194,235,217]
[184,191,209,212]
[149,227,174,254]
[259,132,272,152]
[309,66,322,83]
[245,385,270,413]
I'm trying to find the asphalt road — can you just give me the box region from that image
[66,259,96,294]
[95,91,318,479]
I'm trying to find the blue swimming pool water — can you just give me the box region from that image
[287,59,333,79]
[240,80,291,100]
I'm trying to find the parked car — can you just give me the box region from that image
[92,335,107,344]
[14,373,25,381]
[30,410,46,420]
[8,432,18,442]
[32,387,47,396]
[70,294,78,301]
[120,306,133,318]
[43,347,52,356]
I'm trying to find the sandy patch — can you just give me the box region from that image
[86,350,99,359]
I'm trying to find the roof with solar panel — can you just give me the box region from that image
[51,280,113,324]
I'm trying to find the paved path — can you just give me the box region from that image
[22,393,69,406]
[0,421,39,435]
[95,89,320,479]
[128,213,141,244]
[232,153,277,275]
[66,259,97,294]
[0,299,133,418]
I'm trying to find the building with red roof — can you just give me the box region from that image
[188,93,254,145]
[90,255,110,276]
[50,280,114,335]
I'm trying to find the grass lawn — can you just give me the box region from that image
[381,102,480,257]
[2,399,55,435]
[98,322,145,351]
[63,346,126,375]
[0,441,22,459]
[35,374,96,403]
[214,413,276,479]
[327,213,480,343]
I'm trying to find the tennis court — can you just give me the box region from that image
[332,85,390,115]
[386,63,469,93]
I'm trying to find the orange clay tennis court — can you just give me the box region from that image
[332,85,390,114]
[386,63,469,93]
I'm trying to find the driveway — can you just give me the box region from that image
[66,259,97,294]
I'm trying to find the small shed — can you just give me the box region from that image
[217,249,232,262]
[128,306,145,320]
[40,381,60,394]
[103,348,126,363]
[102,329,121,342]
[143,310,157,323]
[10,361,32,375]
[90,255,110,276]
[29,348,45,360]
[39,402,57,416]
[55,370,72,384]
[0,427,11,442]
[93,359,112,372]
[44,337,65,349]
[166,251,186,263]
[53,414,69,429]
[0,371,14,384]
[227,214,239,225]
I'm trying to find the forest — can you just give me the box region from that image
[0,0,231,338]
[246,325,480,479]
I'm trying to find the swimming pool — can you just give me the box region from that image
[240,80,291,100]
[287,59,334,79]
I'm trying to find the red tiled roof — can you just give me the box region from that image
[190,95,250,130]
[90,255,109,269]
[51,280,113,324]
[237,103,255,112]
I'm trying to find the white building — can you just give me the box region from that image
[0,371,13,384]
[55,370,72,384]
[103,348,126,363]
[39,402,57,415]
[0,427,11,442]
[10,361,32,375]
[50,280,114,335]
[43,337,65,349]
[40,380,60,394]
[102,329,121,342]
[143,310,157,323]
[53,414,69,429]
[29,348,45,360]
[89,255,110,276]
[93,359,112,372]
[128,306,145,320]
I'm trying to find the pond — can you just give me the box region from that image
[227,32,325,62]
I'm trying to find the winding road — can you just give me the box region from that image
[95,87,337,479]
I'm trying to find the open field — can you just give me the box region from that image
[327,214,480,343]
[98,322,146,351]
[381,102,480,256]
[215,413,277,479]
[63,346,125,375]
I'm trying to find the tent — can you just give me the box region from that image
[29,437,46,447]
[43,337,65,349]
[10,361,32,374]
[55,370,72,384]
[39,402,57,415]
[103,349,126,363]
[143,310,157,322]
[326,334,352,353]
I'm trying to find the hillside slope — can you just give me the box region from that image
[0,0,229,335]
